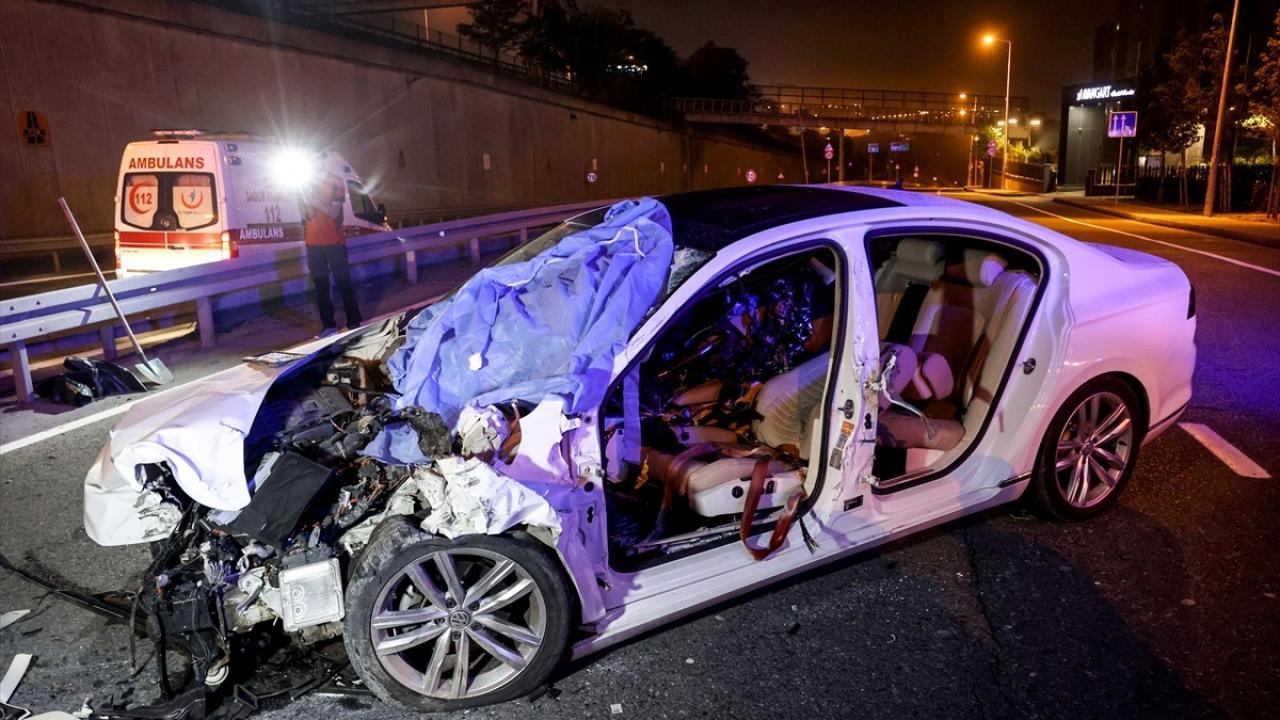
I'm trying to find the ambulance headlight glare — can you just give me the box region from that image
[270,148,318,190]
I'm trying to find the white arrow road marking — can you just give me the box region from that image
[1179,423,1271,478]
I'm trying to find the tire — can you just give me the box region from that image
[344,519,574,711]
[1028,376,1145,521]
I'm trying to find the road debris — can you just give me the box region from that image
[1,654,33,715]
[0,610,31,632]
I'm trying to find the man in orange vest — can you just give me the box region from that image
[304,173,362,334]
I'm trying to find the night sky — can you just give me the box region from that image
[601,0,1119,113]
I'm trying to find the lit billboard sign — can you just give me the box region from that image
[1074,84,1136,103]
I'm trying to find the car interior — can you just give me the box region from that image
[601,247,841,568]
[598,234,1041,568]
[868,234,1041,482]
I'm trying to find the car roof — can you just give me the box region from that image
[656,185,902,251]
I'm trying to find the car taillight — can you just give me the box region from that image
[1187,283,1196,319]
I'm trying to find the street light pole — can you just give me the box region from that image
[983,34,1013,191]
[1000,40,1012,190]
[1203,0,1240,217]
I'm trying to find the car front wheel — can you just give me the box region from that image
[344,520,574,711]
[1029,377,1144,521]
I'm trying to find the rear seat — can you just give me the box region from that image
[876,248,1036,455]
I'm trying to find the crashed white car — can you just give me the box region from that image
[84,187,1196,712]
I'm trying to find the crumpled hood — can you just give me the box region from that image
[83,335,346,545]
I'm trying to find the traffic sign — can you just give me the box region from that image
[890,141,909,153]
[585,170,599,183]
[823,143,834,160]
[1108,110,1138,138]
[16,110,50,147]
[745,168,758,183]
[867,142,880,154]
[986,139,997,157]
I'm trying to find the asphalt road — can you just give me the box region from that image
[1,194,1277,720]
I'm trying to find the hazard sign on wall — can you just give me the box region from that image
[17,111,50,147]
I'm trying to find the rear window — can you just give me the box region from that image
[121,172,218,230]
[173,174,216,229]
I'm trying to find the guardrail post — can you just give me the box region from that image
[12,340,34,403]
[51,251,62,274]
[405,250,418,284]
[99,326,117,361]
[468,237,481,265]
[196,297,216,349]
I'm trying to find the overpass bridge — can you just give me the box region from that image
[670,85,1029,135]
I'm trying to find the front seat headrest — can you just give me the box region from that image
[946,249,1008,287]
[890,239,944,283]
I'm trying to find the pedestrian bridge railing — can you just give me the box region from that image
[0,200,606,401]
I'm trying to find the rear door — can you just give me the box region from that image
[116,142,224,273]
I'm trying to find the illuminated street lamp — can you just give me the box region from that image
[982,33,1013,190]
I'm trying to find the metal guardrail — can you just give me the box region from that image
[0,232,113,275]
[0,200,607,401]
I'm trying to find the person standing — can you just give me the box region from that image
[304,173,362,334]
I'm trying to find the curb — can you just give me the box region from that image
[1052,197,1280,248]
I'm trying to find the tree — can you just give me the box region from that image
[457,0,529,62]
[1244,10,1280,218]
[680,42,755,100]
[1143,31,1204,205]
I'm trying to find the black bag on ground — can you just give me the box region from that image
[36,355,147,406]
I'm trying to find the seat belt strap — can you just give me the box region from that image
[886,282,929,345]
[739,457,806,560]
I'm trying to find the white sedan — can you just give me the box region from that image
[83,186,1195,713]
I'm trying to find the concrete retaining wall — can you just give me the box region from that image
[0,0,802,241]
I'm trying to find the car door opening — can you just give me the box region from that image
[866,232,1042,485]
[601,247,842,569]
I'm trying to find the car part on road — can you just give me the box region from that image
[35,356,147,407]
[59,197,173,386]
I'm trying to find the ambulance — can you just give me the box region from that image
[114,130,387,276]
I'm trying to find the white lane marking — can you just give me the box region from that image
[1179,422,1271,478]
[0,295,445,456]
[1012,201,1280,279]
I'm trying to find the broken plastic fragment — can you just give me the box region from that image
[456,405,509,459]
[0,653,32,705]
[415,457,561,540]
[0,611,30,633]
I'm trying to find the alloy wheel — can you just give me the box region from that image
[371,547,546,700]
[1054,391,1135,509]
